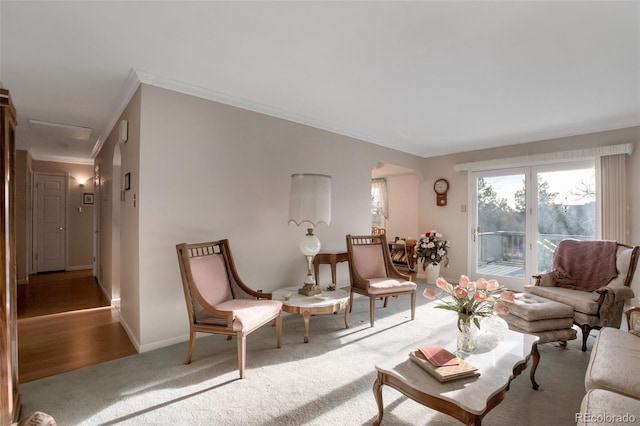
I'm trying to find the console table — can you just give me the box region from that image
[313,250,349,287]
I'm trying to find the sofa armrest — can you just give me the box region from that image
[594,286,635,328]
[532,273,555,287]
[595,285,634,301]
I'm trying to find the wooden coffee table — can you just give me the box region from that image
[373,328,539,425]
[273,286,350,343]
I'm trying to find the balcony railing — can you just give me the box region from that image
[477,231,595,277]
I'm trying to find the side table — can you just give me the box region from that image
[273,286,350,343]
[313,251,349,287]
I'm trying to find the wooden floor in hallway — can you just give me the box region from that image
[17,270,137,383]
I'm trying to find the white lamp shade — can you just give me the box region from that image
[288,173,331,227]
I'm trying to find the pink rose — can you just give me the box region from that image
[474,291,487,302]
[476,278,487,290]
[458,275,470,288]
[494,302,509,315]
[486,280,500,291]
[455,287,468,299]
[423,288,436,299]
[500,290,515,302]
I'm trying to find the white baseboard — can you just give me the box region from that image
[97,282,111,303]
[118,314,192,354]
[138,334,190,353]
[118,315,141,353]
[66,265,93,271]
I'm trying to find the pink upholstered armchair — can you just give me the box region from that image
[345,233,416,327]
[176,239,282,379]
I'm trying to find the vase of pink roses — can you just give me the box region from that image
[423,275,515,353]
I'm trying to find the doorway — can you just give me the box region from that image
[371,162,420,240]
[34,173,67,272]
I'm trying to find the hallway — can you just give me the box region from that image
[17,270,136,383]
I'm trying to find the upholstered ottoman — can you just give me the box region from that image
[503,293,577,390]
[503,292,577,344]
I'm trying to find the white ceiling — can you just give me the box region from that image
[1,1,639,165]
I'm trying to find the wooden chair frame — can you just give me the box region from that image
[176,239,282,378]
[345,233,416,327]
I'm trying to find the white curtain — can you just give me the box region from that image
[600,154,627,243]
[371,178,388,218]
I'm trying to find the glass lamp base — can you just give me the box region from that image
[298,253,321,296]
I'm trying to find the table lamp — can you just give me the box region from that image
[288,173,331,296]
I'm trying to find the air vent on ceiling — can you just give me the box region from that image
[29,119,92,141]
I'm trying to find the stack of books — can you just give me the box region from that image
[409,346,480,382]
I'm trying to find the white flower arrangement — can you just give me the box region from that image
[415,230,450,270]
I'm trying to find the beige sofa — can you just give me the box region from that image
[526,243,639,351]
[577,327,640,426]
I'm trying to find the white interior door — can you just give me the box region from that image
[35,174,67,272]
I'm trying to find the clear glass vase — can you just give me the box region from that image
[457,318,477,354]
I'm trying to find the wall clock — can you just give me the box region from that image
[434,178,449,206]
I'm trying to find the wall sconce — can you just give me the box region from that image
[288,173,332,296]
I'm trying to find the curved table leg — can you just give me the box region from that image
[302,310,311,343]
[530,343,540,390]
[373,373,384,426]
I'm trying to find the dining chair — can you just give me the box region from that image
[345,233,416,327]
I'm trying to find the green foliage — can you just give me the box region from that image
[478,177,595,237]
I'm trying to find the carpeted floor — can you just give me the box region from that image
[20,282,594,425]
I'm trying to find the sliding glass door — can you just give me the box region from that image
[470,168,528,289]
[469,161,596,291]
[535,164,596,273]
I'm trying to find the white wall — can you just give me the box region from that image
[95,87,141,340]
[96,81,640,350]
[98,84,423,351]
[383,173,421,242]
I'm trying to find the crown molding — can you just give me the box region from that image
[91,68,142,158]
[133,69,384,149]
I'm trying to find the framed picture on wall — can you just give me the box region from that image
[82,192,94,205]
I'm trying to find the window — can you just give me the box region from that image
[371,178,388,228]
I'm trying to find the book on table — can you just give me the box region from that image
[409,346,480,382]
